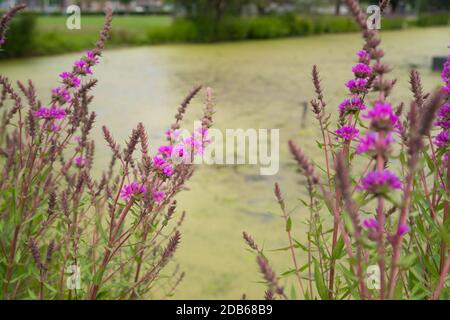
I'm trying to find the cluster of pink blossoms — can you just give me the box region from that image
[120,182,147,201]
[335,50,373,141]
[435,51,450,153]
[358,170,402,194]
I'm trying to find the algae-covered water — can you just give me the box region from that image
[0,27,448,299]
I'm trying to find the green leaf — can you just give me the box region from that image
[314,260,328,300]
[286,217,292,232]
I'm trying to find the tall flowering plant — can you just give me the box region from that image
[0,7,214,300]
[244,0,448,300]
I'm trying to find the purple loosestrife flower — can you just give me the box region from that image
[397,224,410,236]
[346,78,368,94]
[74,156,88,168]
[74,59,93,75]
[359,170,402,194]
[357,50,370,63]
[51,87,71,104]
[59,72,81,88]
[352,63,372,78]
[34,106,66,120]
[120,182,146,201]
[434,130,449,148]
[335,126,359,141]
[158,145,174,158]
[436,104,450,130]
[363,102,400,132]
[84,50,99,65]
[152,190,165,202]
[339,97,366,114]
[356,132,394,155]
[153,155,174,177]
[362,218,379,230]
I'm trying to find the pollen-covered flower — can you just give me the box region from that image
[359,170,402,194]
[120,182,146,201]
[74,156,88,168]
[338,97,366,114]
[352,63,372,78]
[356,132,394,155]
[346,78,368,94]
[335,126,359,141]
[434,130,449,148]
[59,72,81,88]
[363,102,399,132]
[362,218,378,230]
[34,106,66,120]
[51,87,71,104]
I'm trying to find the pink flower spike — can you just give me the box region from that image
[120,182,146,201]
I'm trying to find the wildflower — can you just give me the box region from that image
[84,50,99,65]
[397,224,410,236]
[74,59,93,75]
[153,155,166,168]
[435,104,450,129]
[34,106,66,120]
[335,126,359,141]
[153,155,174,177]
[357,50,370,63]
[346,78,368,94]
[0,37,5,46]
[51,87,71,104]
[162,165,173,177]
[352,63,372,78]
[434,130,449,148]
[338,97,366,114]
[59,72,81,88]
[120,182,146,201]
[359,170,402,194]
[363,102,399,132]
[362,218,378,230]
[356,132,394,155]
[152,190,165,202]
[158,145,174,158]
[74,156,88,168]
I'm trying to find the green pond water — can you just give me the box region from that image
[0,27,448,299]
